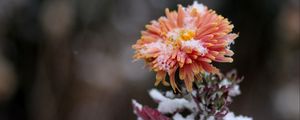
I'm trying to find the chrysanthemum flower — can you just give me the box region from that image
[132,2,238,92]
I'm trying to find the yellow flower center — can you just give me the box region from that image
[165,29,196,48]
[180,30,195,41]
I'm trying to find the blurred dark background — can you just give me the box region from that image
[0,0,299,120]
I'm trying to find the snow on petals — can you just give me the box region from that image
[181,39,207,55]
[132,2,238,92]
[191,1,207,14]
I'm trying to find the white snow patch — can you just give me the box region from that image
[181,39,207,55]
[173,113,195,120]
[149,89,196,114]
[224,112,253,120]
[140,41,172,55]
[149,89,169,101]
[140,41,173,71]
[183,16,195,29]
[158,98,192,113]
[219,78,241,96]
[229,85,241,96]
[206,116,215,120]
[192,90,197,96]
[132,99,143,110]
[165,91,175,98]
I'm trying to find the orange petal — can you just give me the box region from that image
[179,67,186,80]
[214,57,233,63]
[165,8,176,28]
[155,71,166,86]
[225,49,234,56]
[168,68,180,93]
[191,63,200,74]
[198,57,212,63]
[201,62,219,73]
[146,25,161,35]
[184,72,194,92]
[177,5,185,27]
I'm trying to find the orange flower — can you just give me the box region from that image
[132,2,238,92]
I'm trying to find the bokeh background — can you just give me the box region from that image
[0,0,299,120]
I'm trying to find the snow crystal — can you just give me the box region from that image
[181,39,207,55]
[224,112,253,120]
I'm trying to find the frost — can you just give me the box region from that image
[181,40,207,55]
[224,112,253,120]
[132,99,142,117]
[140,41,173,55]
[167,29,181,40]
[183,16,195,29]
[219,78,241,97]
[192,1,206,14]
[201,112,252,120]
[156,55,172,71]
[140,41,173,71]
